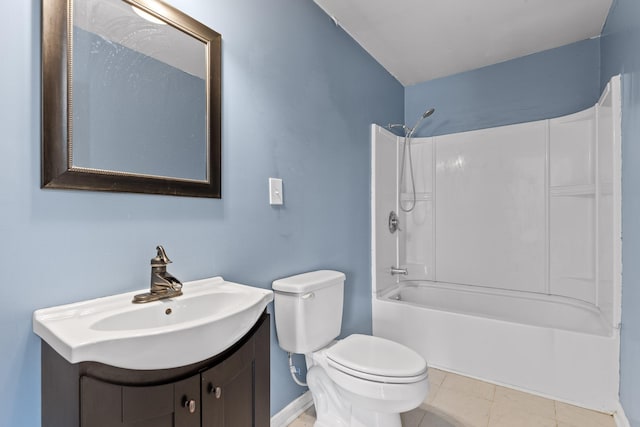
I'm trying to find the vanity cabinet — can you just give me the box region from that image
[42,312,270,427]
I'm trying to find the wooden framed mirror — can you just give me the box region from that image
[42,0,221,198]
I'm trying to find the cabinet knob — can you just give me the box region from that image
[183,398,196,413]
[208,384,222,399]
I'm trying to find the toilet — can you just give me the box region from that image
[272,270,429,427]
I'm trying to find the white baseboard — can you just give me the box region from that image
[271,391,314,427]
[614,401,631,427]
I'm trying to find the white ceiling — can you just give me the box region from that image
[313,0,613,86]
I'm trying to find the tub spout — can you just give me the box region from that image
[390,266,408,276]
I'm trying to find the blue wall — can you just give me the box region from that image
[601,0,640,425]
[405,38,601,137]
[0,0,403,425]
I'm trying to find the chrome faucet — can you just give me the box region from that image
[132,246,183,303]
[390,266,408,276]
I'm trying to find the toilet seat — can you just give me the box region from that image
[325,334,427,384]
[311,334,430,411]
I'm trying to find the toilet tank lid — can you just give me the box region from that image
[272,270,345,293]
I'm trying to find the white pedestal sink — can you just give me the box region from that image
[33,277,273,370]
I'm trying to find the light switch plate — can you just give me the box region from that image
[269,178,283,205]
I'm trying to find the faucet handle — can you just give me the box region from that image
[151,245,172,266]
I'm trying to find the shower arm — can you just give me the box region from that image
[387,123,409,134]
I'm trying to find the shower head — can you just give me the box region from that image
[407,107,435,137]
[386,107,435,138]
[422,108,435,119]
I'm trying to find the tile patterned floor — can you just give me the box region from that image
[288,368,616,427]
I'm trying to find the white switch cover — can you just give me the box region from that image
[269,178,283,205]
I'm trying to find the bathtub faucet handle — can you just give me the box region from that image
[389,211,401,233]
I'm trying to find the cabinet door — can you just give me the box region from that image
[81,374,200,427]
[173,375,202,427]
[201,341,255,427]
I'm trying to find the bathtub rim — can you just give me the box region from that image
[377,280,615,338]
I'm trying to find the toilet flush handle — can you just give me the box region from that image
[301,292,315,300]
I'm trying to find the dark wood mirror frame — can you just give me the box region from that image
[42,0,221,198]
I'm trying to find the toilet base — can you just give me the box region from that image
[307,366,404,427]
[313,411,400,427]
[308,366,350,427]
[350,408,401,427]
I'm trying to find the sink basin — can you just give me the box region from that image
[33,277,273,370]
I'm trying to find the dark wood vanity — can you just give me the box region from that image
[41,312,270,427]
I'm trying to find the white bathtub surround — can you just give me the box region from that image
[371,76,622,412]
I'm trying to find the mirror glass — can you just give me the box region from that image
[73,0,207,181]
[42,0,221,197]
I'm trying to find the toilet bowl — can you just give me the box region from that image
[272,270,429,427]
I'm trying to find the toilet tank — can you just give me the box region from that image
[272,270,345,354]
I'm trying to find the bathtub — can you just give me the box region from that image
[372,281,620,412]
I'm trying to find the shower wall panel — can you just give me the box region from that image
[374,76,619,312]
[395,98,612,306]
[399,138,434,280]
[371,125,399,294]
[596,80,621,329]
[549,109,596,303]
[434,123,547,293]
